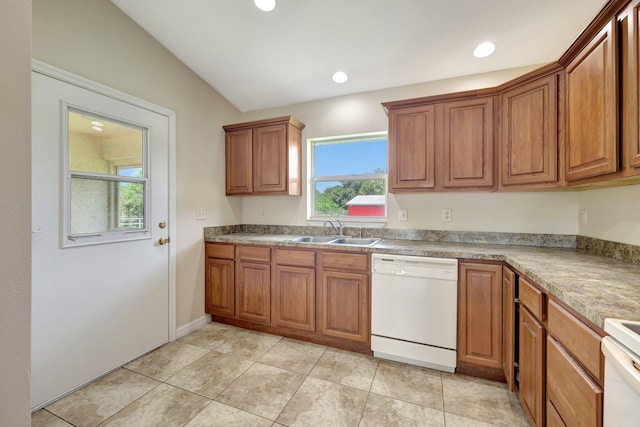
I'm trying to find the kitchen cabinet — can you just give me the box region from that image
[204,243,235,318]
[546,299,604,426]
[319,251,370,344]
[388,104,436,191]
[619,0,640,174]
[273,248,316,332]
[499,72,560,188]
[440,97,496,189]
[457,262,503,378]
[517,277,547,427]
[502,266,516,391]
[236,245,271,324]
[383,91,496,192]
[223,116,305,196]
[564,18,618,182]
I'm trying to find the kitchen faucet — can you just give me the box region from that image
[323,219,345,236]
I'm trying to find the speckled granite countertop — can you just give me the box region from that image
[204,233,640,330]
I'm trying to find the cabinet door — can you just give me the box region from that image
[565,19,618,181]
[547,336,603,427]
[500,74,558,187]
[441,97,495,189]
[321,270,369,343]
[502,266,516,391]
[519,306,546,427]
[253,123,287,193]
[225,128,253,195]
[388,105,436,191]
[205,258,235,318]
[547,400,568,427]
[621,1,640,171]
[236,261,271,324]
[458,262,503,369]
[274,265,316,331]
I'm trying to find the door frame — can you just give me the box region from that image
[32,59,178,341]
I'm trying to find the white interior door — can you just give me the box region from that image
[31,70,172,409]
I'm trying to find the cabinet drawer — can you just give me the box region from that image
[548,299,603,383]
[519,276,546,320]
[205,243,235,260]
[321,251,369,272]
[237,245,271,262]
[274,248,316,267]
[547,336,603,427]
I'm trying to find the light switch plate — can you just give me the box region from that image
[399,208,408,221]
[196,208,206,220]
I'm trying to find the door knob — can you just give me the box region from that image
[158,237,171,245]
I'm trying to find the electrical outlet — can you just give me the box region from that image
[196,207,206,220]
[442,209,452,223]
[398,208,408,222]
[580,209,588,226]
[260,208,267,218]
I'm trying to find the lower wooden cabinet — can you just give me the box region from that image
[205,243,371,352]
[547,400,567,427]
[519,305,546,427]
[274,265,316,332]
[547,336,603,427]
[457,262,503,376]
[502,266,516,391]
[320,270,369,343]
[236,260,271,324]
[320,251,370,344]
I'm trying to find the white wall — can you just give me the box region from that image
[0,0,32,424]
[240,68,579,235]
[578,184,640,246]
[32,0,242,327]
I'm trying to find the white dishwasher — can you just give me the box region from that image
[371,253,458,372]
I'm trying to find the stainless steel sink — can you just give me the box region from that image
[289,236,342,243]
[328,237,381,246]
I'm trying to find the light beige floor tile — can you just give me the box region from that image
[360,393,445,426]
[166,351,254,398]
[177,321,237,350]
[276,376,368,427]
[258,337,326,374]
[45,368,160,427]
[31,409,74,427]
[216,362,305,420]
[442,373,528,427]
[124,340,209,381]
[445,412,497,427]
[309,348,378,391]
[214,329,282,360]
[99,383,210,426]
[185,401,273,427]
[370,359,443,410]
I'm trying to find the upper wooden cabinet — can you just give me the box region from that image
[440,97,495,189]
[223,116,305,196]
[388,104,436,191]
[564,18,618,182]
[499,73,560,188]
[619,0,640,174]
[384,92,496,192]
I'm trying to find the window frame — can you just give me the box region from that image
[307,131,388,225]
[62,105,150,248]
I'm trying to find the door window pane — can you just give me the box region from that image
[68,110,143,175]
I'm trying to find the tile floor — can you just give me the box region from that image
[32,322,529,427]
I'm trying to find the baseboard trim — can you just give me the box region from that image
[176,315,209,339]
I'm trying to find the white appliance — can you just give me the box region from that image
[602,318,640,427]
[371,253,458,372]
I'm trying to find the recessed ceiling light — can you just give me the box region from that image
[254,0,276,12]
[474,41,496,58]
[90,120,104,127]
[332,71,348,84]
[91,126,104,132]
